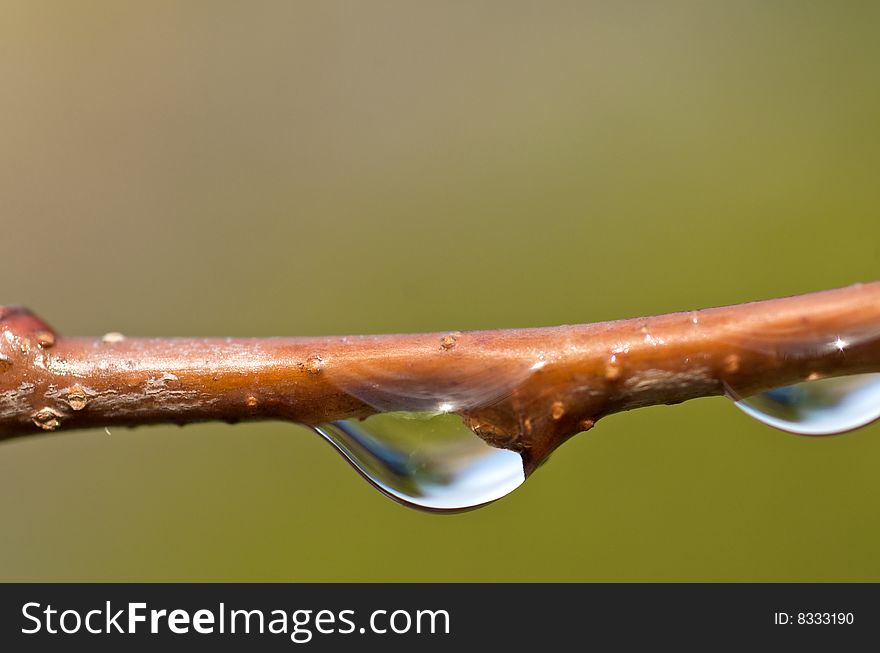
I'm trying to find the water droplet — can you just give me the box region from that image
[331,356,535,414]
[732,373,880,435]
[312,411,525,512]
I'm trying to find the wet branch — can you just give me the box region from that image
[1,283,879,471]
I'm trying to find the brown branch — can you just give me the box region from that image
[2,283,879,471]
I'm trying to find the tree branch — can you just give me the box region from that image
[2,283,879,471]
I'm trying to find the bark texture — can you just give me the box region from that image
[2,283,879,470]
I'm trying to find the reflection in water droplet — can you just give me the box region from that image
[732,373,880,435]
[312,412,525,512]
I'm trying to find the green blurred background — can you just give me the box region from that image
[1,1,879,581]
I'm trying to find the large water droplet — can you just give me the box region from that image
[312,411,525,512]
[732,373,880,435]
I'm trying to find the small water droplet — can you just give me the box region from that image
[731,373,880,435]
[312,411,525,512]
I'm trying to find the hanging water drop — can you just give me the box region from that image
[312,411,526,512]
[732,373,880,436]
